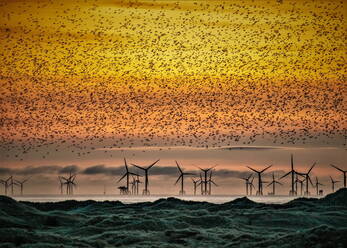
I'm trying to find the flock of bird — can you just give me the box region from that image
[2,155,345,197]
[0,0,346,164]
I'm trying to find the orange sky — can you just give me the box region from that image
[0,0,346,194]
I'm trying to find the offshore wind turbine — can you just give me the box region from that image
[58,176,65,194]
[191,177,200,196]
[330,164,346,188]
[197,165,216,195]
[267,173,282,195]
[10,176,15,195]
[60,171,77,195]
[3,176,16,195]
[14,178,29,195]
[247,164,272,196]
[60,175,70,195]
[296,177,304,196]
[0,180,3,194]
[118,158,139,195]
[67,172,77,195]
[0,176,12,196]
[296,162,316,196]
[314,177,324,196]
[207,170,218,195]
[130,176,136,195]
[132,159,160,195]
[118,186,127,195]
[280,154,298,195]
[135,174,142,195]
[294,174,305,195]
[249,177,256,196]
[0,179,6,195]
[199,173,204,195]
[174,161,194,195]
[240,174,253,196]
[329,176,339,193]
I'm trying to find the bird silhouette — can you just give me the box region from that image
[0,0,345,164]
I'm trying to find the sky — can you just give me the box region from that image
[0,0,346,195]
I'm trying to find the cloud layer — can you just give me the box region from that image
[0,164,284,180]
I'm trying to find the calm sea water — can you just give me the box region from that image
[11,194,322,204]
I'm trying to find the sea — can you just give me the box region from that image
[11,194,322,204]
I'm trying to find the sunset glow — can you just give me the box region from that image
[0,0,346,194]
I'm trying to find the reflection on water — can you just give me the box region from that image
[12,194,322,204]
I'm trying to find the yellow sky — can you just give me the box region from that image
[0,0,346,81]
[0,0,346,151]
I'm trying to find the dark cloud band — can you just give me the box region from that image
[0,164,283,179]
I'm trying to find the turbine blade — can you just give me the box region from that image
[129,172,142,177]
[147,159,160,170]
[261,164,272,173]
[308,162,316,174]
[124,158,129,172]
[208,165,217,171]
[330,164,344,172]
[118,173,127,182]
[71,175,77,182]
[174,175,182,185]
[308,176,313,186]
[176,161,183,173]
[247,166,259,173]
[132,164,145,170]
[280,171,291,179]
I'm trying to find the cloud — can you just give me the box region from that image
[219,146,282,150]
[217,146,311,151]
[20,166,61,175]
[10,165,61,175]
[212,169,254,178]
[99,145,296,152]
[0,164,285,180]
[59,165,79,174]
[82,165,123,175]
[149,166,180,176]
[0,165,72,176]
[0,168,11,174]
